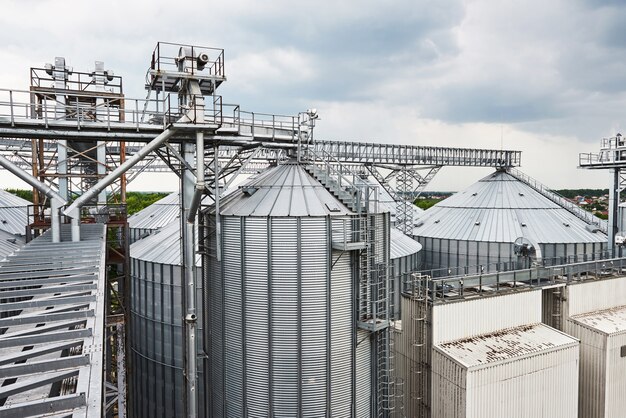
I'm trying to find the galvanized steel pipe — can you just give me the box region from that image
[63,126,179,240]
[0,154,66,242]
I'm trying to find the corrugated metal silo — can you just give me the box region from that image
[413,170,607,275]
[390,227,422,318]
[0,189,29,237]
[128,192,179,243]
[0,229,23,260]
[129,221,205,418]
[204,161,388,417]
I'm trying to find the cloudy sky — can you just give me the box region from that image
[1,0,625,192]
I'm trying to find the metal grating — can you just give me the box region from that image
[0,223,106,417]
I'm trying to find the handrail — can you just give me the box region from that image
[507,168,608,234]
[409,256,626,304]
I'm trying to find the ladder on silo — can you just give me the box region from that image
[409,273,429,418]
[356,207,399,417]
[302,146,398,417]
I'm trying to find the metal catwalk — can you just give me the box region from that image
[0,223,106,417]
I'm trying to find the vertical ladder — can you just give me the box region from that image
[409,273,429,418]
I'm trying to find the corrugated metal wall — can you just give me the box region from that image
[129,259,205,418]
[567,277,626,316]
[416,236,606,276]
[395,296,431,418]
[206,214,372,416]
[565,319,626,418]
[431,290,541,344]
[431,344,579,418]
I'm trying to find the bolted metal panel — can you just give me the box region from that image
[242,217,270,415]
[355,328,372,418]
[129,225,205,418]
[207,213,369,416]
[330,244,354,416]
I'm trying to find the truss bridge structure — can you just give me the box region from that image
[0,41,522,417]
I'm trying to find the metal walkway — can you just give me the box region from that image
[0,224,106,417]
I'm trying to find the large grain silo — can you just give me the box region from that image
[128,192,179,243]
[129,220,205,418]
[413,169,606,275]
[390,227,422,318]
[204,161,391,417]
[0,189,29,237]
[0,229,23,260]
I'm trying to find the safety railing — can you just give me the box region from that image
[221,103,299,139]
[414,250,611,279]
[30,67,123,95]
[406,256,626,304]
[507,168,608,233]
[0,88,229,131]
[149,42,225,79]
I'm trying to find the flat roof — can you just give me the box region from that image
[570,305,626,336]
[435,323,578,369]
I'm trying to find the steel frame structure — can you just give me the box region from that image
[0,42,524,418]
[0,223,106,417]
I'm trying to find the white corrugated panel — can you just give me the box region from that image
[567,277,626,316]
[432,324,579,418]
[431,290,541,344]
[566,305,626,418]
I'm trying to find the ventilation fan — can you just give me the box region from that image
[514,236,542,265]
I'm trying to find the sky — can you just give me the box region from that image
[0,0,625,192]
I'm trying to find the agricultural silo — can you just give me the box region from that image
[0,229,23,260]
[390,227,422,318]
[0,189,29,237]
[128,220,205,418]
[128,192,179,243]
[204,161,390,417]
[413,169,606,275]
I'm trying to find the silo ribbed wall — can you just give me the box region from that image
[129,259,205,417]
[206,214,372,417]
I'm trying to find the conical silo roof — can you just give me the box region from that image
[390,227,422,259]
[128,192,179,231]
[219,161,353,217]
[130,220,200,266]
[413,170,606,244]
[0,229,24,261]
[0,189,29,236]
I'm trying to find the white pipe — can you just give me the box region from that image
[0,154,66,242]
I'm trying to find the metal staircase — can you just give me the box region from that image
[507,168,608,234]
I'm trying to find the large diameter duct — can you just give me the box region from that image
[63,127,178,240]
[0,154,66,242]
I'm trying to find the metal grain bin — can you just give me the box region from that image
[129,221,205,418]
[0,229,23,261]
[204,162,384,417]
[0,189,29,237]
[413,170,606,276]
[128,192,179,243]
[390,227,421,318]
